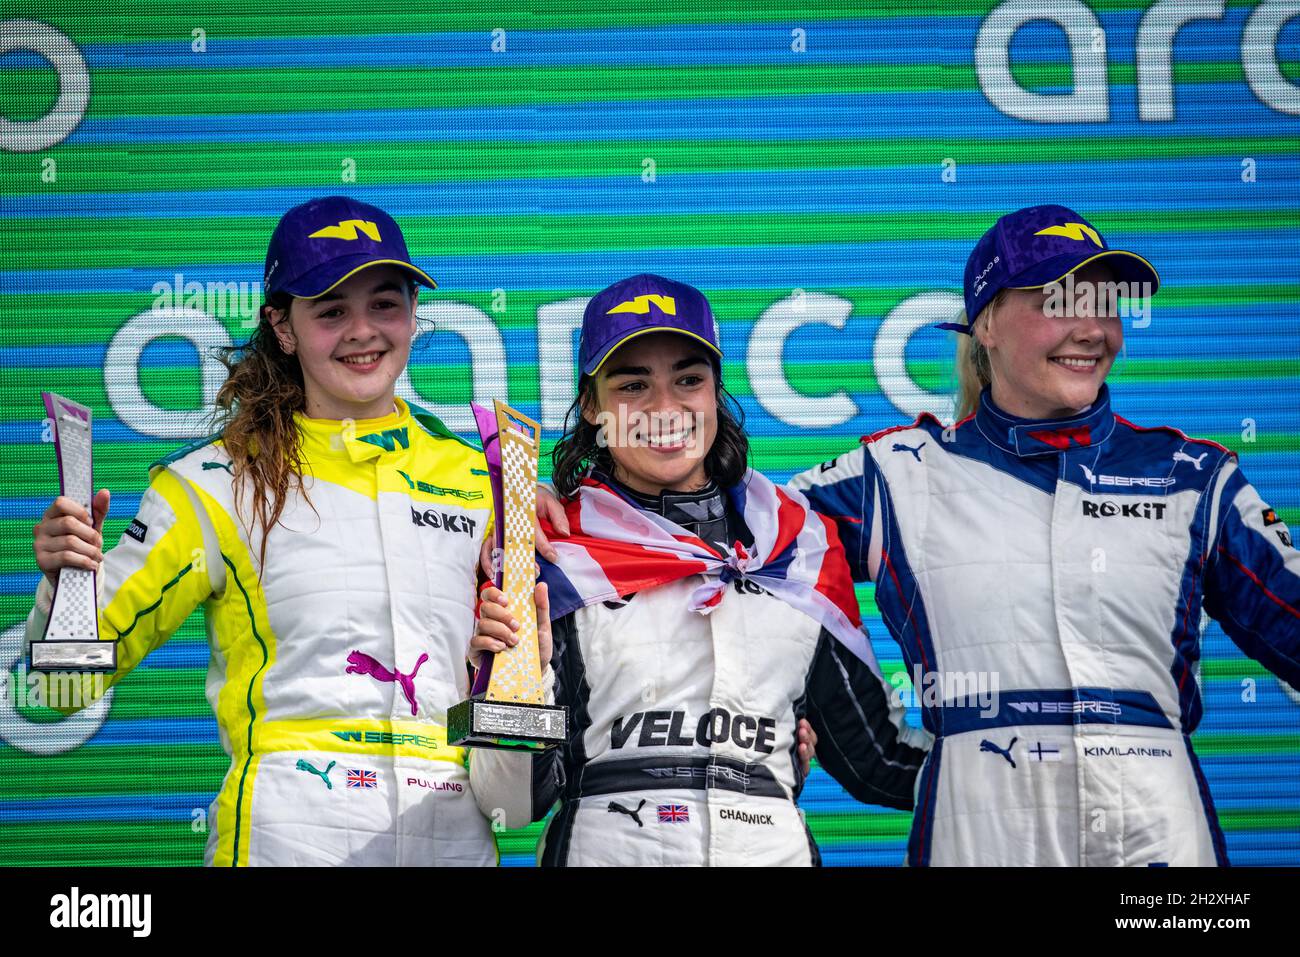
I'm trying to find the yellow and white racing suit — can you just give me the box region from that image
[25,398,497,866]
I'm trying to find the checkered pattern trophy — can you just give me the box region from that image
[31,393,117,672]
[448,401,566,750]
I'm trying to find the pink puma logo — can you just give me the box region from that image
[345,651,429,716]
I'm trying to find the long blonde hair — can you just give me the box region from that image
[953,291,1004,421]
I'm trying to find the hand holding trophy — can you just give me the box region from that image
[30,393,117,672]
[448,401,567,750]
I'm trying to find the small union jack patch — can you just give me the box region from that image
[657,803,689,824]
[346,768,378,789]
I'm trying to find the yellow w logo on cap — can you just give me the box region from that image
[309,219,381,241]
[1034,223,1102,246]
[607,294,677,316]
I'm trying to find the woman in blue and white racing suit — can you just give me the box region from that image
[789,205,1300,866]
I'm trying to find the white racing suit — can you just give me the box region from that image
[25,398,498,866]
[790,385,1300,866]
[470,484,931,866]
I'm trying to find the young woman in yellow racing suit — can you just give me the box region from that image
[26,197,498,866]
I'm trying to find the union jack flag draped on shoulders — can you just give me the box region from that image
[538,468,881,670]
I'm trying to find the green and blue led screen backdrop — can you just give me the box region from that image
[1,2,1297,865]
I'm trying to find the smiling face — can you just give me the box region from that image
[583,332,720,496]
[977,262,1124,420]
[268,265,418,421]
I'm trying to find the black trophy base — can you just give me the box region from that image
[448,695,567,751]
[29,640,118,673]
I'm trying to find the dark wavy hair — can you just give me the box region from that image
[551,365,750,499]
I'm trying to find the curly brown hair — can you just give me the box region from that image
[210,291,312,572]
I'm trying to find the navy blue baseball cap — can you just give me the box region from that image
[943,204,1160,333]
[579,274,723,376]
[262,196,437,299]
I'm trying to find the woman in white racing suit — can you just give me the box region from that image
[27,197,499,866]
[786,205,1300,866]
[469,274,931,866]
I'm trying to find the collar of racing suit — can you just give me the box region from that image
[596,471,754,555]
[296,397,410,463]
[976,384,1116,458]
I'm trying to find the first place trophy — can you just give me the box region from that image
[30,393,116,672]
[448,401,567,751]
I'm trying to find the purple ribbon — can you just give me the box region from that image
[470,402,504,696]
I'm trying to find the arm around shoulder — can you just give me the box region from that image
[804,631,932,811]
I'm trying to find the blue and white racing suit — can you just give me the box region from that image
[790,385,1300,866]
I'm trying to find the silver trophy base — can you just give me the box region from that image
[448,696,567,751]
[30,640,117,672]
